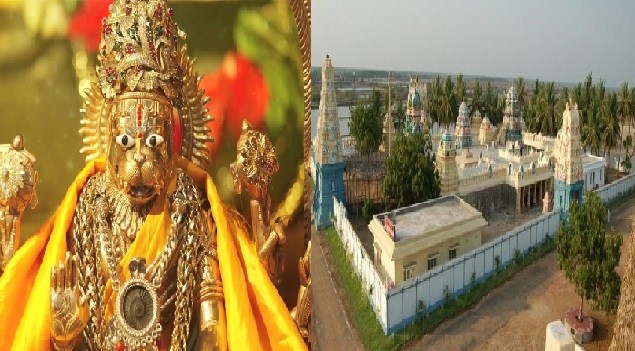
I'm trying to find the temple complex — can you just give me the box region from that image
[311,67,606,227]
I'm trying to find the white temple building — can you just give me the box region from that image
[430,87,606,215]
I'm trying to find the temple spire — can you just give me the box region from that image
[313,55,346,229]
[554,100,584,219]
[314,54,341,165]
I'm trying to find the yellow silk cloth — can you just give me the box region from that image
[0,157,307,351]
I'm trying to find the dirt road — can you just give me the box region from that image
[312,229,364,351]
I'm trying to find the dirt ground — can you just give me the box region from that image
[481,206,543,244]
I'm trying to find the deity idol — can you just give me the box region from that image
[0,0,307,350]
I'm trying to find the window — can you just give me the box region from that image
[449,248,457,260]
[403,262,416,281]
[427,257,437,270]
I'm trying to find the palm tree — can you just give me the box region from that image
[602,93,621,158]
[555,87,569,129]
[429,75,443,124]
[536,82,557,136]
[583,101,603,155]
[455,73,466,109]
[471,81,483,115]
[483,82,495,123]
[516,77,526,107]
[443,75,456,127]
[630,87,635,156]
[618,82,630,160]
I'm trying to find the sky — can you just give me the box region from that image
[312,0,635,88]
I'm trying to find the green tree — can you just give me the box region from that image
[393,101,406,132]
[483,82,496,122]
[623,135,632,158]
[583,111,602,155]
[537,82,558,136]
[428,75,442,124]
[455,73,466,107]
[471,81,483,115]
[382,132,440,208]
[555,86,570,126]
[492,92,505,125]
[516,77,526,107]
[441,75,456,127]
[618,83,630,159]
[555,191,622,319]
[349,89,384,155]
[602,93,620,157]
[631,87,635,156]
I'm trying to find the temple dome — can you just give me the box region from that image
[459,101,469,115]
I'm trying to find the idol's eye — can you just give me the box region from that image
[145,134,164,148]
[115,134,135,148]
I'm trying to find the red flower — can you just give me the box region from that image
[67,0,114,52]
[200,52,269,157]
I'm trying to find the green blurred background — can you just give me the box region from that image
[0,0,305,305]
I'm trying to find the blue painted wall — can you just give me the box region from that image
[313,162,346,229]
[554,179,584,219]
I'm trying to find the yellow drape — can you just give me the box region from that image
[0,158,306,351]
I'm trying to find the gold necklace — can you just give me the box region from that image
[96,184,182,350]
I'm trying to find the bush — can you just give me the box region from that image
[417,300,426,313]
[362,199,374,221]
[443,285,452,306]
[513,249,522,265]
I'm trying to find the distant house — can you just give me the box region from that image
[368,195,487,285]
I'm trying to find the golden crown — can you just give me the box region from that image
[97,0,184,101]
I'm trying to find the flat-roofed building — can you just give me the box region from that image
[582,153,606,190]
[369,195,487,285]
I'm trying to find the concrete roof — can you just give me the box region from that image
[378,195,482,241]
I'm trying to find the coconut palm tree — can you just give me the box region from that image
[516,77,526,107]
[582,96,602,156]
[536,82,557,136]
[455,73,466,111]
[602,93,621,158]
[618,82,630,160]
[630,87,635,156]
[471,81,483,115]
[483,82,496,123]
[443,75,456,127]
